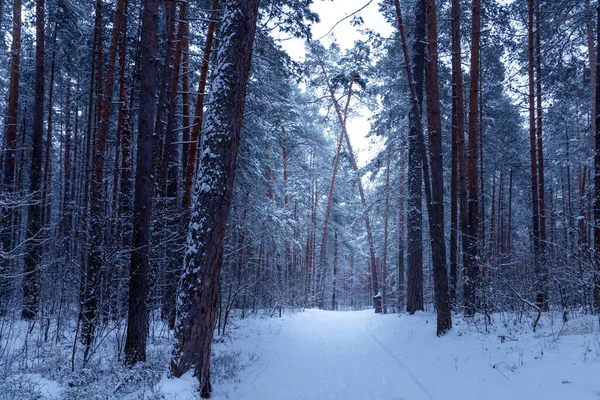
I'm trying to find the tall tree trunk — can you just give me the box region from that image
[528,0,542,309]
[152,0,177,196]
[3,0,21,189]
[405,0,426,314]
[1,0,22,309]
[398,146,406,310]
[450,0,466,308]
[22,0,45,320]
[331,230,338,310]
[535,0,548,310]
[180,3,191,177]
[424,0,452,334]
[62,87,73,239]
[382,153,391,313]
[82,0,126,356]
[124,0,158,365]
[588,0,597,148]
[394,0,451,334]
[161,0,184,328]
[317,67,354,309]
[112,0,130,218]
[182,0,220,210]
[41,23,58,229]
[464,0,481,316]
[170,2,260,397]
[593,1,600,314]
[325,73,382,313]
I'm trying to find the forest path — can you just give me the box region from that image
[209,309,600,400]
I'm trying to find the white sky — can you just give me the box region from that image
[280,0,395,168]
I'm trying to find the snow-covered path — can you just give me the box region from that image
[222,310,433,400]
[167,309,600,400]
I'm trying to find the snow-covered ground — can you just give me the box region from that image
[2,309,599,399]
[167,309,600,400]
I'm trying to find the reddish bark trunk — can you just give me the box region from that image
[171,2,260,397]
[182,0,220,210]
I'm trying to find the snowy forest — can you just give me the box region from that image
[0,0,599,398]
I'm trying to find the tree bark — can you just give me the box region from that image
[424,0,452,334]
[3,0,21,189]
[22,0,45,320]
[464,0,481,316]
[124,0,159,365]
[40,23,58,229]
[325,72,382,314]
[535,0,548,310]
[394,0,451,334]
[450,0,466,308]
[405,0,426,314]
[82,0,126,355]
[382,153,391,313]
[182,0,220,210]
[528,0,542,310]
[594,1,600,314]
[317,67,354,309]
[170,2,260,397]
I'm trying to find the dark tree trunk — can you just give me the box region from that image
[394,0,451,334]
[1,0,22,309]
[3,0,21,189]
[382,153,391,313]
[594,2,600,314]
[41,23,58,229]
[152,0,177,196]
[170,2,260,397]
[398,146,406,311]
[464,0,481,316]
[406,0,425,315]
[528,0,542,310]
[124,0,159,365]
[535,0,548,310]
[82,0,126,356]
[424,0,452,335]
[450,0,466,308]
[22,0,45,320]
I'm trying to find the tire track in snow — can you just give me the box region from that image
[364,322,436,400]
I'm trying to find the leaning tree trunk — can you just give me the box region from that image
[316,66,354,310]
[170,1,260,397]
[323,71,382,314]
[22,0,45,320]
[124,0,158,366]
[182,0,220,210]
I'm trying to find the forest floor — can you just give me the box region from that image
[1,309,599,399]
[167,308,600,400]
